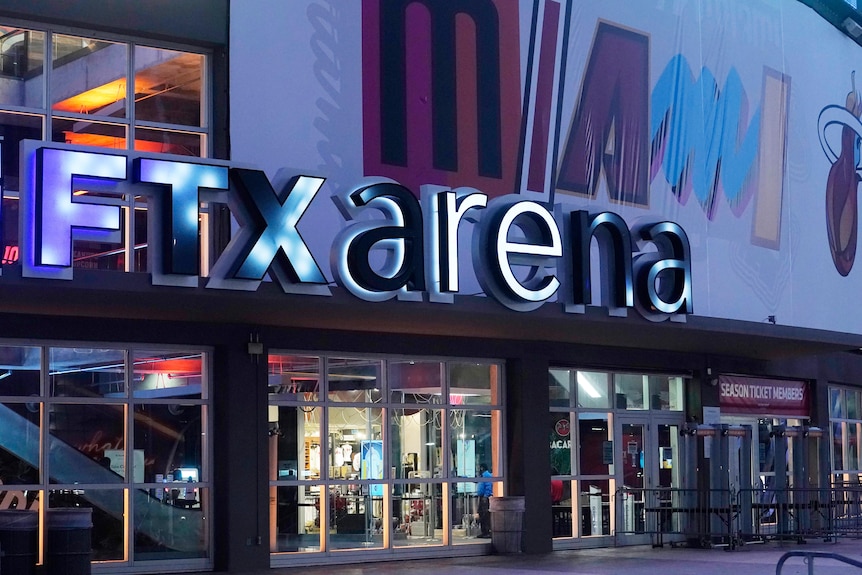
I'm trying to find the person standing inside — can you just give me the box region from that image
[476,463,493,538]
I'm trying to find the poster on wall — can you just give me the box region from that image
[360,440,383,497]
[230,0,862,334]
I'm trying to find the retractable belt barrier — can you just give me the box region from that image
[615,484,862,550]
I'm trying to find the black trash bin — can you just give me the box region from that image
[0,509,37,575]
[46,508,92,575]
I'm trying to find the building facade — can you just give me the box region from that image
[0,0,861,573]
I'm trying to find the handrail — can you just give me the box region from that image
[775,551,862,575]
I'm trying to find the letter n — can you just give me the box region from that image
[556,22,649,207]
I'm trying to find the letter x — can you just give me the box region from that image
[227,168,326,286]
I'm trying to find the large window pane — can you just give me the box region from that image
[52,34,127,118]
[52,116,126,148]
[134,404,202,483]
[549,369,571,408]
[134,127,202,156]
[48,403,124,484]
[614,374,646,410]
[391,408,442,481]
[577,371,609,409]
[328,485,384,550]
[578,413,612,476]
[0,112,42,193]
[327,358,381,403]
[390,361,442,404]
[834,422,845,471]
[392,482,443,547]
[50,347,125,398]
[450,409,496,480]
[134,486,208,561]
[649,375,684,411]
[848,391,860,420]
[831,388,843,419]
[134,47,203,127]
[133,351,203,399]
[549,412,571,475]
[50,490,125,561]
[450,363,498,406]
[0,401,40,482]
[849,423,860,471]
[0,27,44,108]
[272,484,320,553]
[327,406,382,480]
[579,478,611,536]
[0,345,40,396]
[269,405,321,481]
[269,355,320,402]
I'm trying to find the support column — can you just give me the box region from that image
[212,334,270,572]
[505,356,552,554]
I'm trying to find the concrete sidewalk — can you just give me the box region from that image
[248,540,862,575]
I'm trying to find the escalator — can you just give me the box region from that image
[0,402,204,553]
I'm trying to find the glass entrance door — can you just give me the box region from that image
[615,416,683,544]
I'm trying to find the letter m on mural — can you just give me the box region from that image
[361,0,521,197]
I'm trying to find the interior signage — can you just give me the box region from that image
[19,143,693,319]
[718,375,809,417]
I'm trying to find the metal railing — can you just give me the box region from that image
[615,485,862,549]
[776,551,862,575]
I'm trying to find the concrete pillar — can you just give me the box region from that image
[505,356,552,554]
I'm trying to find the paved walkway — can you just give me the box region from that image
[254,540,862,575]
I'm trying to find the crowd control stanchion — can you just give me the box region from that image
[45,508,92,575]
[0,509,37,575]
[488,496,524,553]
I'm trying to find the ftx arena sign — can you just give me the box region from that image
[19,143,692,320]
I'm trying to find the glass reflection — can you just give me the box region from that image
[578,413,611,476]
[327,358,381,403]
[134,487,208,561]
[0,27,45,108]
[51,34,127,118]
[49,490,125,561]
[391,408,442,482]
[0,112,42,193]
[48,403,125,484]
[133,351,202,399]
[268,355,320,402]
[449,363,496,405]
[50,348,126,398]
[548,369,571,408]
[134,127,202,156]
[0,402,39,484]
[269,405,321,481]
[134,404,202,484]
[327,407,382,480]
[450,409,496,493]
[392,482,443,547]
[390,361,442,404]
[328,485,384,550]
[0,345,40,397]
[272,484,320,553]
[577,371,609,409]
[614,374,646,410]
[578,479,611,536]
[134,46,203,127]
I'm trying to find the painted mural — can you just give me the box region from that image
[230,0,862,334]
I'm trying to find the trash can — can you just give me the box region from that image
[0,509,37,575]
[488,496,524,554]
[46,508,92,575]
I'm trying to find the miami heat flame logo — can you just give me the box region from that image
[819,72,862,276]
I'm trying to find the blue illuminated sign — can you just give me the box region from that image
[18,143,693,319]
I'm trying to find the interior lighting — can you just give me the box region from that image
[577,372,602,399]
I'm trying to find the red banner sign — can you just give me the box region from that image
[718,375,809,417]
